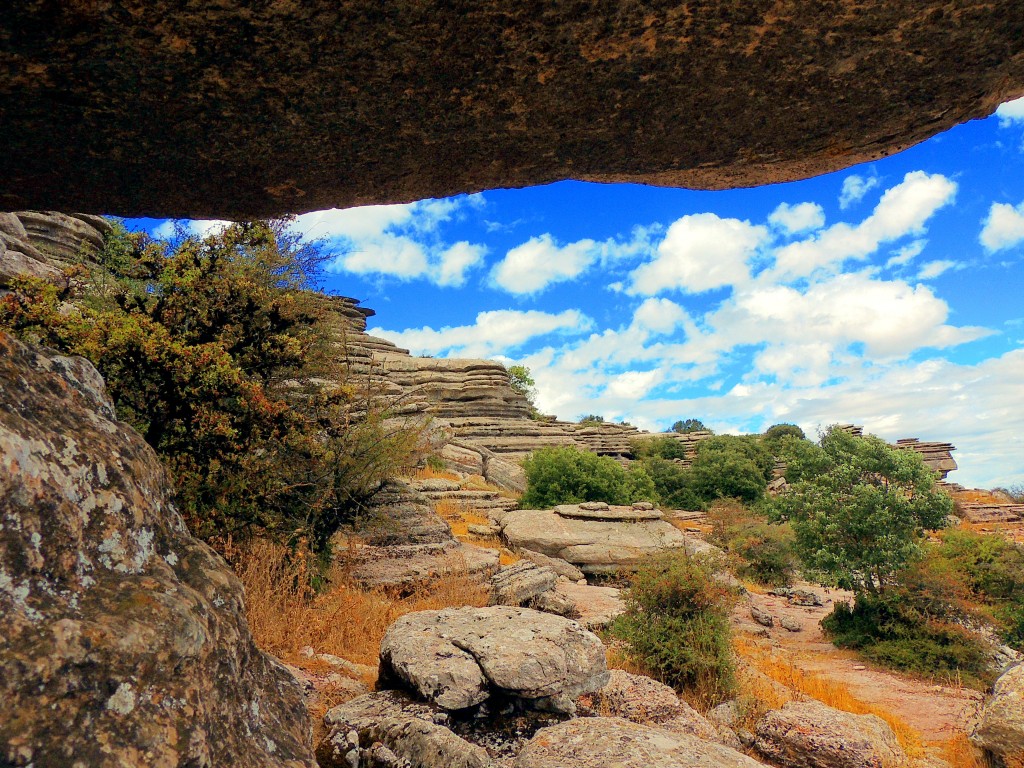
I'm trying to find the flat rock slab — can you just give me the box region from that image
[501,509,697,574]
[514,716,768,768]
[379,606,608,713]
[350,542,499,590]
[755,700,908,768]
[551,581,625,629]
[554,504,664,522]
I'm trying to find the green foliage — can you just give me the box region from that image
[763,423,806,442]
[520,446,657,508]
[0,220,421,560]
[578,414,605,424]
[708,501,797,587]
[769,426,953,595]
[641,457,705,511]
[507,364,536,403]
[689,436,773,504]
[630,435,689,461]
[670,418,709,434]
[771,435,830,484]
[610,552,736,703]
[821,594,994,688]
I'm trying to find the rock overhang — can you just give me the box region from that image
[1,1,1023,219]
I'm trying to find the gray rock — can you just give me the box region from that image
[972,662,1024,759]
[789,589,824,607]
[580,669,684,723]
[755,700,908,768]
[780,616,802,632]
[554,503,663,521]
[319,691,492,768]
[379,606,608,713]
[468,523,501,536]
[500,508,708,574]
[514,717,769,768]
[518,549,586,582]
[350,541,499,590]
[751,605,775,628]
[0,332,315,768]
[531,588,580,619]
[550,581,625,629]
[490,561,559,606]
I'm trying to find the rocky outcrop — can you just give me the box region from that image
[4,3,1024,217]
[0,210,109,287]
[894,438,958,479]
[514,716,768,768]
[755,700,908,768]
[972,662,1024,760]
[318,691,492,768]
[499,503,713,574]
[0,332,315,768]
[378,606,608,714]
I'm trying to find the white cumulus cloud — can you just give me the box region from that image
[628,213,769,295]
[491,235,598,294]
[838,174,880,209]
[768,202,825,234]
[980,200,1024,252]
[916,260,958,280]
[996,95,1024,127]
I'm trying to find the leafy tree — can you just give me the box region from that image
[0,220,422,560]
[520,446,656,508]
[630,435,689,461]
[641,457,704,511]
[670,418,709,434]
[507,364,536,403]
[688,435,774,504]
[578,414,605,424]
[769,426,953,596]
[763,423,805,442]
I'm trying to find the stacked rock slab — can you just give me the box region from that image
[0,210,109,287]
[0,332,315,768]
[499,502,714,574]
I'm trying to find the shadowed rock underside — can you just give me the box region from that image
[1,1,1023,218]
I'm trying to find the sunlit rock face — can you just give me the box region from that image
[1,2,1023,218]
[0,332,315,768]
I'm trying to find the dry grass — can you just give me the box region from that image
[412,465,463,482]
[932,734,989,768]
[734,637,925,758]
[234,538,489,669]
[433,499,520,565]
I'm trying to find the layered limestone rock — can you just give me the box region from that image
[894,438,958,479]
[0,210,108,287]
[3,3,1024,217]
[0,332,315,768]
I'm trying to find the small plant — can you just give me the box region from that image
[610,551,737,705]
[520,445,657,508]
[708,500,797,587]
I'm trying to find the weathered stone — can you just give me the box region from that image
[490,561,559,607]
[3,5,1024,220]
[0,332,315,767]
[379,606,608,713]
[518,550,586,582]
[514,716,768,768]
[578,669,683,723]
[550,581,626,629]
[500,507,706,574]
[755,700,908,768]
[319,691,492,768]
[359,480,454,547]
[349,541,499,591]
[468,523,501,537]
[531,588,580,619]
[555,503,663,521]
[972,662,1024,759]
[751,605,775,628]
[780,616,802,632]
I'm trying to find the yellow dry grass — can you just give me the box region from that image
[734,637,925,759]
[412,465,462,481]
[433,499,520,565]
[932,733,989,768]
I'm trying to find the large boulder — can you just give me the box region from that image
[318,691,492,768]
[972,662,1024,759]
[513,716,768,768]
[755,700,908,768]
[500,505,712,574]
[0,332,315,767]
[378,606,608,714]
[2,3,1024,216]
[490,560,559,607]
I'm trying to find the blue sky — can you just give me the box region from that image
[126,97,1024,489]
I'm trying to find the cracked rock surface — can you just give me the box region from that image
[378,606,608,714]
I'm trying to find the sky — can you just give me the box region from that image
[125,96,1024,489]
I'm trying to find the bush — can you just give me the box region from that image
[0,220,422,561]
[689,436,773,504]
[821,594,994,688]
[764,423,805,442]
[670,418,709,434]
[610,552,736,703]
[640,457,705,511]
[630,435,689,461]
[708,501,797,587]
[520,446,657,508]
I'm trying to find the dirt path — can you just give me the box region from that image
[733,583,985,743]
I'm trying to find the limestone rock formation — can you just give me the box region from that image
[514,716,768,768]
[0,332,315,768]
[499,504,712,574]
[378,606,608,714]
[3,3,1024,217]
[318,691,492,768]
[972,662,1024,760]
[490,561,559,607]
[755,700,908,768]
[0,210,108,287]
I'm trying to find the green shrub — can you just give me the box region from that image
[520,446,657,508]
[670,418,709,434]
[640,457,705,511]
[630,435,689,461]
[708,502,797,587]
[764,423,805,442]
[610,552,736,703]
[821,594,994,688]
[688,436,772,504]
